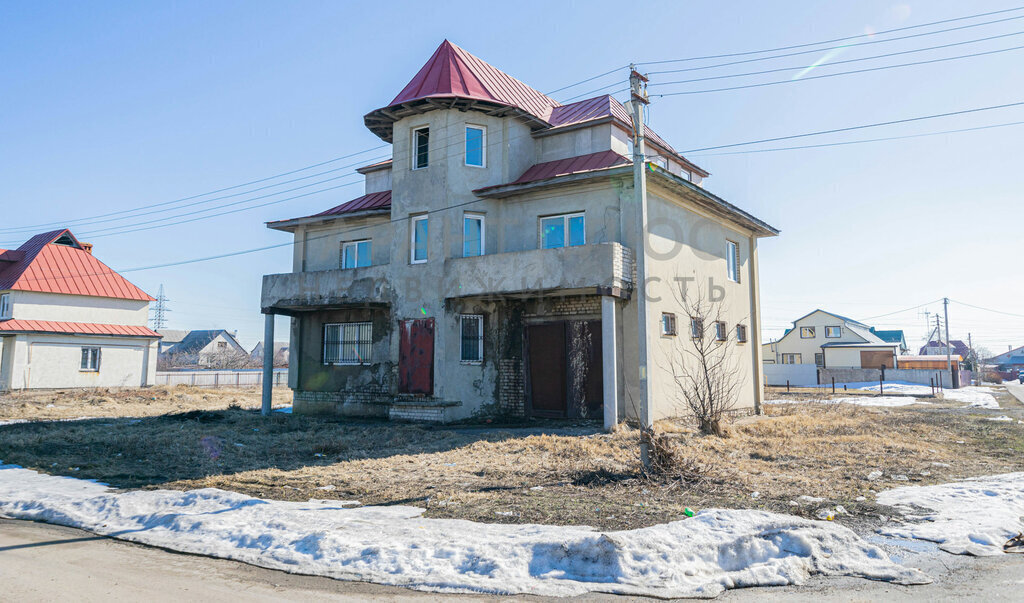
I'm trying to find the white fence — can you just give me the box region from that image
[763,364,819,387]
[155,369,288,388]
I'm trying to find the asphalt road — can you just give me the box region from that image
[1004,382,1024,405]
[3,518,1024,601]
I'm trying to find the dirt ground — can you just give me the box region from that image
[0,385,1021,531]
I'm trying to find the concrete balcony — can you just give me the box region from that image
[261,264,391,314]
[443,241,634,299]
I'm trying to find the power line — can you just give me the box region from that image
[950,299,1024,319]
[548,65,629,96]
[653,29,1024,86]
[0,145,390,235]
[689,119,1024,157]
[639,6,1024,68]
[857,299,944,322]
[680,100,1024,153]
[653,43,1024,96]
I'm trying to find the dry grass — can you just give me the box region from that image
[0,385,292,421]
[1,386,1022,530]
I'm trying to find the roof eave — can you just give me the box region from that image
[646,166,778,237]
[364,97,551,142]
[267,208,391,232]
[474,165,634,198]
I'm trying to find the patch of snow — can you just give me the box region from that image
[273,406,292,414]
[986,415,1013,422]
[942,387,999,409]
[0,419,29,427]
[0,465,929,597]
[867,471,883,481]
[851,382,933,396]
[764,396,924,407]
[877,472,1024,556]
[798,495,825,504]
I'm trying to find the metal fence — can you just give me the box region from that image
[154,369,288,388]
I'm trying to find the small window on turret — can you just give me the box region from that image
[413,127,429,170]
[465,126,485,167]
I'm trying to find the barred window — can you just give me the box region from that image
[460,315,483,363]
[690,317,704,339]
[736,324,748,343]
[323,322,372,365]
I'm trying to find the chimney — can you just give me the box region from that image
[81,242,93,254]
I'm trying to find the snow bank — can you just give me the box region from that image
[764,396,923,407]
[0,465,928,597]
[877,472,1024,556]
[941,386,999,409]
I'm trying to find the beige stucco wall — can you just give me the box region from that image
[641,184,759,419]
[769,311,868,364]
[7,290,149,325]
[1,334,157,389]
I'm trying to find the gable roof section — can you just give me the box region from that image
[919,339,971,357]
[0,319,160,338]
[267,190,392,230]
[547,96,708,177]
[171,329,244,355]
[157,329,189,344]
[0,229,153,301]
[790,309,869,329]
[365,40,559,141]
[511,150,631,186]
[871,329,907,345]
[989,345,1024,363]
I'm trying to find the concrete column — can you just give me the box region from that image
[261,313,274,416]
[602,296,618,431]
[747,235,764,414]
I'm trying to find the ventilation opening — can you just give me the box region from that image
[53,233,79,247]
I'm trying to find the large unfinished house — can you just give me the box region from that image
[261,41,777,425]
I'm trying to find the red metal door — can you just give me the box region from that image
[399,318,434,395]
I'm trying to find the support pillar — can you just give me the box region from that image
[261,313,274,416]
[601,296,618,431]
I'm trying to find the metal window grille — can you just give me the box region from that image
[460,315,483,363]
[715,321,727,341]
[323,322,372,365]
[736,324,748,343]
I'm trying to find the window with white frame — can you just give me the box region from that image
[80,347,101,372]
[690,317,704,339]
[825,326,842,338]
[736,324,748,343]
[540,212,585,249]
[341,240,372,269]
[714,321,727,341]
[412,126,429,170]
[460,314,483,363]
[323,322,372,365]
[661,312,676,336]
[0,293,10,319]
[465,125,485,167]
[781,353,801,364]
[726,240,740,283]
[410,215,428,263]
[800,326,816,338]
[463,213,484,257]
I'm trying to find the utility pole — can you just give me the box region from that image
[149,284,170,330]
[628,64,653,467]
[943,297,953,385]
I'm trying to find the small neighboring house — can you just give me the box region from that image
[988,345,1024,372]
[764,310,900,369]
[156,329,188,355]
[919,339,971,359]
[0,229,160,390]
[250,341,289,367]
[165,329,246,366]
[259,40,778,425]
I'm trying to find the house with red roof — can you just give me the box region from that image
[260,41,777,425]
[0,229,161,390]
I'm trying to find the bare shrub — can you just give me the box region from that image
[664,282,744,437]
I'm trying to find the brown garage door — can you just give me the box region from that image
[860,350,894,369]
[527,323,567,417]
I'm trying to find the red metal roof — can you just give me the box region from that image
[512,150,630,185]
[268,191,392,227]
[388,40,559,122]
[0,229,154,301]
[0,319,160,338]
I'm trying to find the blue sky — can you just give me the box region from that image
[2,1,1022,354]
